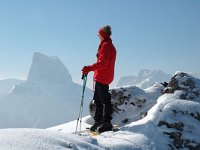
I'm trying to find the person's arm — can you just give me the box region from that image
[82,43,112,74]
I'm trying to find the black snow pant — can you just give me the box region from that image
[93,82,113,123]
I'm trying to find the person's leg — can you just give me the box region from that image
[90,82,103,131]
[98,84,113,133]
[102,85,113,123]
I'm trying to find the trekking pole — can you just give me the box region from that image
[75,74,87,134]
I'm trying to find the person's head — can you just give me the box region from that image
[98,25,112,41]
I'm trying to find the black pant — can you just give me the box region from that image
[93,82,113,123]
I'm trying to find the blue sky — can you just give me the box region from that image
[0,0,200,87]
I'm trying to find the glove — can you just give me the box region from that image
[81,66,92,75]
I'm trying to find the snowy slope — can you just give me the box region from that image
[0,128,103,150]
[48,72,200,149]
[0,52,93,128]
[0,72,199,149]
[117,69,172,89]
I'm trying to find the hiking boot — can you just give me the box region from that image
[90,122,102,132]
[97,122,113,133]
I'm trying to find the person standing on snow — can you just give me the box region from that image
[81,25,117,133]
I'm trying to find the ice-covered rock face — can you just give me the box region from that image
[27,52,72,84]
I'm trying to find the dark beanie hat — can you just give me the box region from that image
[98,25,112,39]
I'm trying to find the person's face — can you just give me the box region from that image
[98,34,104,42]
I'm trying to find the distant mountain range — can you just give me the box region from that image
[117,69,172,89]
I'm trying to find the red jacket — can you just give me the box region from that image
[91,38,116,85]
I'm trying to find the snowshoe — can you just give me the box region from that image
[90,122,102,132]
[97,122,113,133]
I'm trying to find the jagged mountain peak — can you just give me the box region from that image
[0,52,92,128]
[27,52,72,84]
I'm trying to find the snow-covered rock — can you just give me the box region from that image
[89,82,165,126]
[150,72,200,149]
[117,69,172,89]
[0,52,93,128]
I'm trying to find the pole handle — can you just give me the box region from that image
[81,74,87,80]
